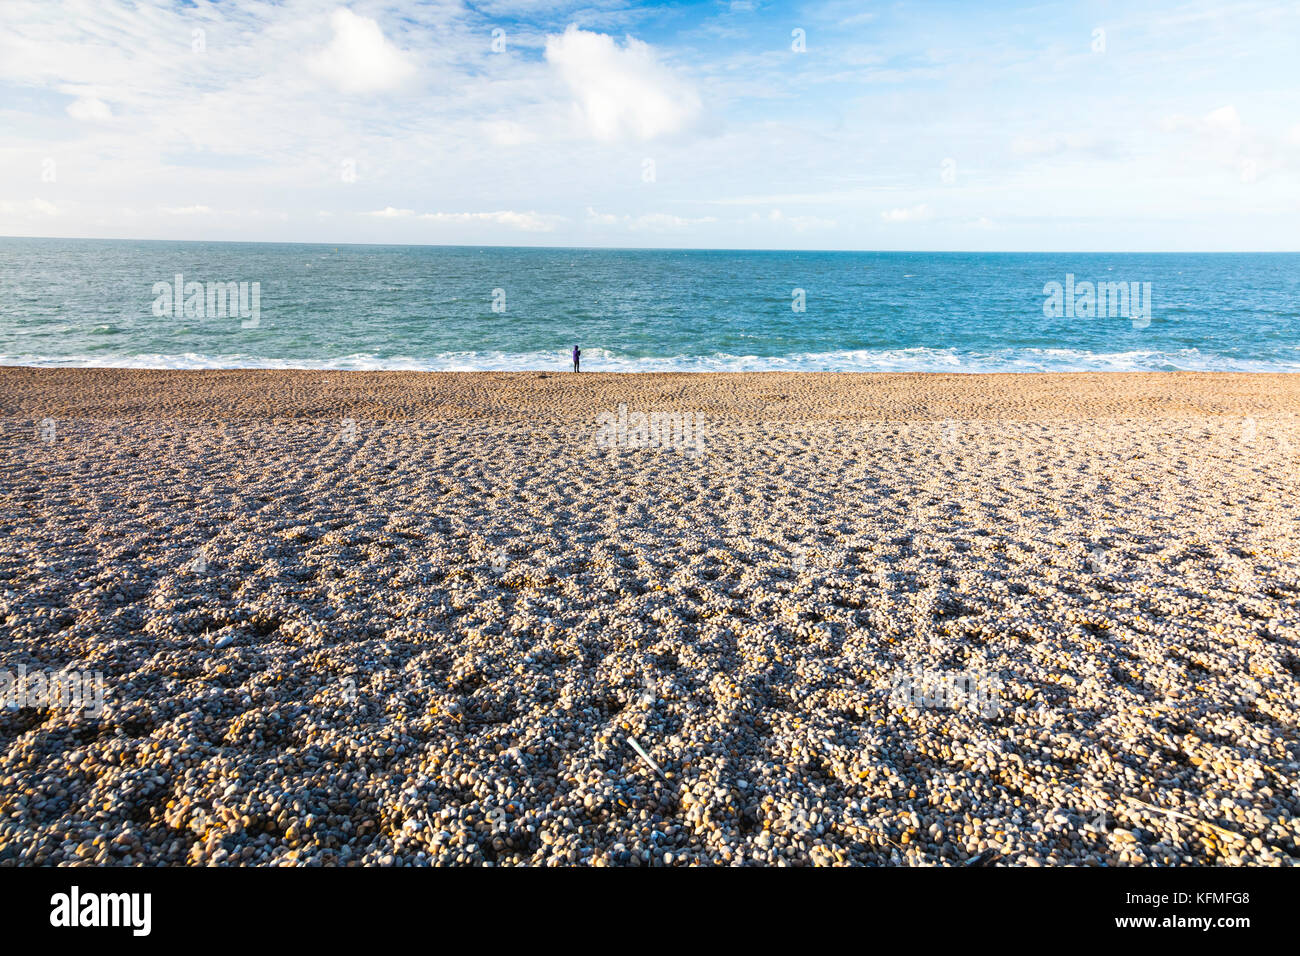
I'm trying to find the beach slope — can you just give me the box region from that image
[1,368,1297,865]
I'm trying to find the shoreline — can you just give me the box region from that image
[7,358,1300,374]
[4,367,1300,422]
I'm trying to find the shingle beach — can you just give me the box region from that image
[1,368,1298,866]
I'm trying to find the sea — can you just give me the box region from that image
[2,238,1298,372]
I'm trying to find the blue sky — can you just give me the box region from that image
[1,0,1297,250]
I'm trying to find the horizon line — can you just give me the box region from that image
[2,234,1297,256]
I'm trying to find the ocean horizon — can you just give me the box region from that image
[3,237,1298,373]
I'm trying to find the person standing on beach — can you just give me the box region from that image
[572,345,581,372]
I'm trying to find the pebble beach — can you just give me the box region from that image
[1,367,1298,866]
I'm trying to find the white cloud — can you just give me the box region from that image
[0,198,60,217]
[629,212,716,230]
[419,210,559,232]
[307,8,415,94]
[1162,104,1242,138]
[589,206,835,233]
[881,203,932,223]
[1012,133,1098,157]
[483,121,537,147]
[698,187,899,206]
[545,26,702,141]
[365,208,560,231]
[164,205,212,215]
[66,96,112,123]
[1158,104,1298,183]
[1009,136,1058,157]
[760,209,836,231]
[1203,105,1243,136]
[586,208,718,230]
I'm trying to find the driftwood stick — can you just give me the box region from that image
[627,735,667,780]
[1121,795,1246,844]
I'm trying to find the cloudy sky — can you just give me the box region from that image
[1,0,1297,250]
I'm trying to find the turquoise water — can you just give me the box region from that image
[2,238,1298,371]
